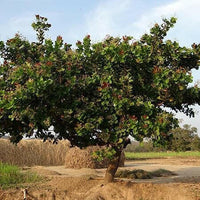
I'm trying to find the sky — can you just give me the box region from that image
[0,0,200,132]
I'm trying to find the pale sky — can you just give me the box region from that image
[0,0,200,132]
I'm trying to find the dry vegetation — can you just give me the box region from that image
[0,139,125,168]
[65,146,125,169]
[0,139,70,166]
[1,138,199,168]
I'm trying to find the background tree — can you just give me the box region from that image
[0,15,200,183]
[125,124,200,152]
[168,124,200,151]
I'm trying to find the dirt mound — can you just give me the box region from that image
[0,177,198,200]
[116,169,152,179]
[115,168,176,179]
[84,181,196,200]
[65,146,125,168]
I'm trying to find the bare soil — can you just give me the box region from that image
[1,157,200,200]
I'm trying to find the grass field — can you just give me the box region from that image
[125,151,200,160]
[0,162,41,189]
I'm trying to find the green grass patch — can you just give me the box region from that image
[125,151,200,160]
[0,162,41,189]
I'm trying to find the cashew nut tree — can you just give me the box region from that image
[0,15,200,183]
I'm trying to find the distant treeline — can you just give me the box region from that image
[125,124,200,152]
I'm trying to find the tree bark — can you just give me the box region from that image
[104,150,121,183]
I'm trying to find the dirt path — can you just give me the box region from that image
[31,158,200,183]
[2,158,200,200]
[124,159,200,183]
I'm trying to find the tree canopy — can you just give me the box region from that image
[0,15,200,182]
[169,124,200,151]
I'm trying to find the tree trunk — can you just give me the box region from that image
[104,150,121,184]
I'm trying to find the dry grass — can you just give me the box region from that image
[0,139,70,166]
[65,146,125,169]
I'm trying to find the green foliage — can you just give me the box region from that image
[32,15,51,44]
[0,162,41,189]
[168,124,200,151]
[0,15,200,157]
[92,147,116,161]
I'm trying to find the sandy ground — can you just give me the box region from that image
[1,158,200,199]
